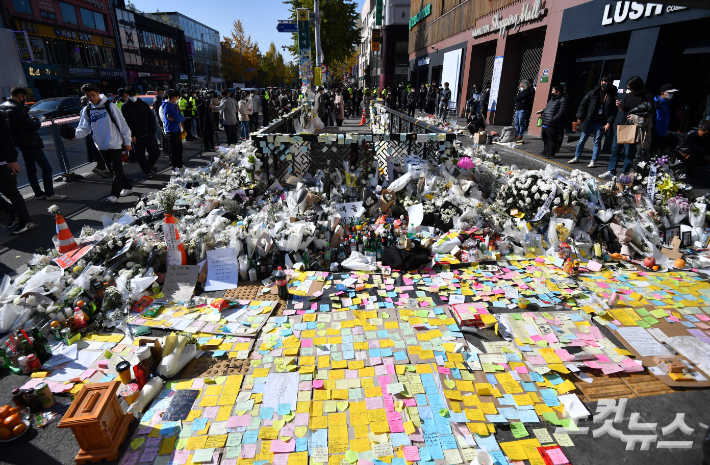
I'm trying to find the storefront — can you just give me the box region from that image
[408,40,467,113]
[459,0,549,127]
[127,71,179,92]
[555,3,710,134]
[16,20,123,96]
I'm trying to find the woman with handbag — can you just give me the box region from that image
[599,76,653,179]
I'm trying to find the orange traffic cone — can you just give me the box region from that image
[164,213,188,265]
[358,108,367,126]
[55,213,78,254]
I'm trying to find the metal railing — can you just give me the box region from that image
[373,103,453,135]
[253,105,305,135]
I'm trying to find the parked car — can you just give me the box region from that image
[28,97,82,121]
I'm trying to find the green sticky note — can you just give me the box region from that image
[346,450,359,463]
[439,408,449,417]
[381,312,389,319]
[637,320,651,328]
[192,448,215,463]
[510,313,523,321]
[643,316,660,325]
[560,418,579,431]
[542,412,564,426]
[176,438,189,450]
[510,422,529,438]
[103,350,113,359]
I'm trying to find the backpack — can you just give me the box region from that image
[85,102,128,159]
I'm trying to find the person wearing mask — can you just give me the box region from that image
[214,89,238,145]
[246,91,254,130]
[407,87,417,117]
[650,83,679,154]
[0,112,34,234]
[676,123,710,170]
[479,82,491,122]
[198,91,215,152]
[153,87,166,154]
[600,76,654,178]
[279,91,290,111]
[178,91,196,141]
[467,85,480,114]
[540,84,569,159]
[438,82,452,121]
[115,87,128,110]
[193,89,203,137]
[418,84,427,113]
[513,80,534,140]
[73,84,133,203]
[569,75,618,168]
[269,96,279,122]
[238,92,251,140]
[334,89,345,127]
[426,83,438,115]
[0,86,67,201]
[314,87,325,124]
[161,90,186,172]
[79,96,110,177]
[121,87,160,178]
[251,90,261,130]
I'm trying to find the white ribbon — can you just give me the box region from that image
[532,184,557,221]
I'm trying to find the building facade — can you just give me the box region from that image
[379,0,410,89]
[3,0,123,98]
[162,12,222,89]
[357,0,376,89]
[113,5,191,92]
[409,0,710,136]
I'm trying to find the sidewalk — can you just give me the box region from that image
[0,138,212,278]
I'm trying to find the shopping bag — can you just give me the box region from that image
[616,124,637,144]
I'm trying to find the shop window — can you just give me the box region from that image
[11,0,32,16]
[40,10,57,20]
[60,2,78,25]
[94,12,106,31]
[80,8,95,29]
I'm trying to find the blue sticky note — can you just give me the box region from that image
[484,415,508,423]
[516,409,540,422]
[100,374,116,382]
[419,447,432,462]
[427,445,445,460]
[540,389,560,406]
[311,429,327,448]
[491,450,508,465]
[380,348,393,358]
[415,394,428,406]
[242,430,259,444]
[295,437,308,452]
[191,418,208,431]
[278,404,291,415]
[439,435,457,450]
[394,351,407,361]
[389,433,411,447]
[212,350,226,357]
[449,412,467,423]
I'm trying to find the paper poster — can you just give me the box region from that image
[616,327,672,357]
[488,56,504,111]
[162,265,201,302]
[205,248,240,291]
[335,201,364,222]
[262,372,300,410]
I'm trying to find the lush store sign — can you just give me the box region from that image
[601,2,687,26]
[409,4,431,30]
[472,0,546,38]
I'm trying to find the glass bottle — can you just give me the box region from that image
[324,242,331,263]
[357,234,364,254]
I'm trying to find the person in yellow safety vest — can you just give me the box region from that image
[188,89,198,138]
[265,91,270,100]
[178,91,196,141]
[116,87,127,110]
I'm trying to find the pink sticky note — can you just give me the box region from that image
[192,378,205,389]
[595,354,611,363]
[601,364,624,375]
[140,448,159,463]
[584,360,602,369]
[270,439,296,453]
[403,446,421,461]
[120,451,141,465]
[240,444,257,458]
[437,367,451,374]
[98,360,109,368]
[272,454,289,465]
[312,380,324,389]
[546,449,569,465]
[515,366,529,374]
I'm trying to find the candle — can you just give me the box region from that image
[594,243,602,257]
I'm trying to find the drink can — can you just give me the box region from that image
[35,382,55,408]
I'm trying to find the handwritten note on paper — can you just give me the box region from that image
[162,265,201,302]
[616,327,672,357]
[205,248,240,292]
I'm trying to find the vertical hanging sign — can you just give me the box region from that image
[297,8,312,88]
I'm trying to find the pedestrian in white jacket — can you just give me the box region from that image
[74,83,133,203]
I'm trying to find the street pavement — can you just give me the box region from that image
[0,122,708,464]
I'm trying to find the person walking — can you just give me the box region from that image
[513,80,534,140]
[314,87,326,124]
[0,87,66,201]
[0,112,34,234]
[569,75,618,168]
[540,84,570,159]
[215,89,238,145]
[198,91,215,152]
[189,89,198,138]
[121,87,160,178]
[161,89,186,172]
[260,92,269,126]
[407,87,417,117]
[334,89,345,127]
[599,76,654,179]
[246,91,254,130]
[80,96,110,177]
[115,88,128,110]
[418,84,427,113]
[438,82,451,121]
[74,84,133,203]
[238,92,250,141]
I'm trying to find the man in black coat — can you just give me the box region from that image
[676,123,710,170]
[0,112,34,234]
[153,87,166,154]
[121,87,160,178]
[570,75,618,168]
[479,82,490,122]
[540,84,569,159]
[0,86,66,200]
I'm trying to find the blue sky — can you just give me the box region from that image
[135,0,365,61]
